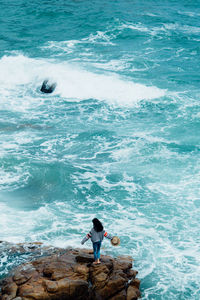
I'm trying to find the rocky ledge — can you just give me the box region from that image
[0,247,140,300]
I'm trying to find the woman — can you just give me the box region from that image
[81,218,113,264]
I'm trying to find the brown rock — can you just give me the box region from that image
[110,289,127,300]
[130,278,140,289]
[0,247,140,300]
[56,277,70,293]
[1,282,18,299]
[75,253,94,263]
[117,255,133,262]
[127,285,141,300]
[80,248,94,255]
[90,263,111,290]
[69,279,89,299]
[94,274,127,299]
[13,270,32,285]
[126,269,138,279]
[43,279,58,293]
[72,264,89,281]
[18,279,49,299]
[91,263,111,277]
[113,258,132,273]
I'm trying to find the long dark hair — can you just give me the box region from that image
[92,218,103,232]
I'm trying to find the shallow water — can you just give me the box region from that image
[0,0,200,299]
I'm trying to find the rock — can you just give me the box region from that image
[127,285,141,300]
[13,270,32,285]
[0,247,141,300]
[40,79,56,94]
[1,282,18,299]
[130,278,140,289]
[75,253,94,263]
[126,269,138,279]
[18,279,49,300]
[43,279,58,292]
[69,279,89,299]
[94,273,127,299]
[110,289,127,300]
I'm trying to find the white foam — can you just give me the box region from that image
[0,54,165,108]
[0,167,29,191]
[85,31,115,45]
[120,23,150,33]
[120,21,200,39]
[0,203,56,243]
[92,59,131,72]
[56,66,165,106]
[111,147,133,161]
[43,30,115,52]
[178,10,200,17]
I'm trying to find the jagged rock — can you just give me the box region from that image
[0,247,141,300]
[127,285,141,300]
[130,278,140,289]
[40,79,56,94]
[110,289,127,300]
[1,282,18,299]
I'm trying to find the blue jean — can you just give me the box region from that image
[93,241,101,261]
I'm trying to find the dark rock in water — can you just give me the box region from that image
[40,79,56,94]
[0,246,141,300]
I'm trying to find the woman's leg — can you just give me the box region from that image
[96,241,101,263]
[93,242,98,261]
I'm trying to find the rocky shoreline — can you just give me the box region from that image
[0,243,140,300]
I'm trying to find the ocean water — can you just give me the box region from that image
[0,0,200,298]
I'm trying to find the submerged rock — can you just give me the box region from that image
[0,247,140,300]
[40,79,56,94]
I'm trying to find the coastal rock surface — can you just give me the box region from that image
[0,247,140,300]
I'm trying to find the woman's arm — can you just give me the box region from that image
[81,232,92,244]
[104,231,113,240]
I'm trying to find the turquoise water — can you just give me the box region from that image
[0,0,200,298]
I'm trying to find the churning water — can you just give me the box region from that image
[0,1,200,299]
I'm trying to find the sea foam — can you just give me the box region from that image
[0,54,165,107]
